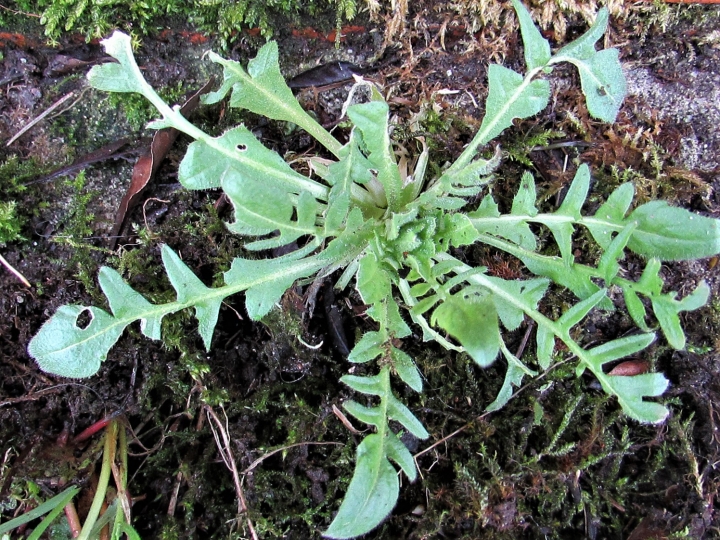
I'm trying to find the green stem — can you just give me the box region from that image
[120,36,381,210]
[471,232,640,295]
[213,53,343,159]
[376,366,391,447]
[97,254,326,345]
[469,210,627,235]
[134,70,331,201]
[77,421,117,540]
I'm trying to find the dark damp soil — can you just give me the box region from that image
[2,3,720,539]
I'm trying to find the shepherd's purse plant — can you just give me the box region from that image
[28,2,720,537]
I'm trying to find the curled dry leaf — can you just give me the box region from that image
[608,360,650,377]
[43,55,95,77]
[287,61,365,89]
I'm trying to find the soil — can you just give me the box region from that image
[2,3,720,539]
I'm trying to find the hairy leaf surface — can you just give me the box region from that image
[203,43,342,156]
[511,0,550,70]
[87,31,147,94]
[432,292,501,367]
[29,246,328,377]
[323,434,398,539]
[553,8,625,121]
[28,7,720,539]
[477,65,550,145]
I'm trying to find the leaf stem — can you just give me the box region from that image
[77,420,117,540]
[432,253,611,390]
[133,65,331,201]
[472,232,646,300]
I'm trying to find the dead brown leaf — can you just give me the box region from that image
[608,360,650,376]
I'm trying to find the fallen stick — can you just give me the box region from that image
[6,92,75,146]
[0,252,30,287]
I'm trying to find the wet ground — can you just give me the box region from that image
[2,3,720,539]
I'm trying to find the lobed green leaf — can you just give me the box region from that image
[323,434,399,539]
[163,246,222,349]
[28,305,126,379]
[431,292,501,367]
[331,366,426,538]
[341,373,385,397]
[356,251,392,306]
[224,254,325,321]
[390,347,423,392]
[179,126,317,193]
[98,267,162,340]
[203,43,342,156]
[486,345,536,412]
[29,246,329,379]
[348,331,385,364]
[626,201,720,261]
[343,401,384,428]
[387,395,429,439]
[87,31,147,94]
[470,195,537,251]
[486,276,548,331]
[552,9,626,121]
[602,373,669,424]
[572,48,626,123]
[476,64,550,146]
[347,102,406,211]
[534,164,589,262]
[650,281,710,349]
[325,133,374,232]
[511,0,550,70]
[555,8,608,61]
[225,183,320,250]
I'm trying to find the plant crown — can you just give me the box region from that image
[28,2,720,537]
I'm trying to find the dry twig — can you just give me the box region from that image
[6,92,75,146]
[205,405,259,540]
[0,253,30,287]
[242,441,344,475]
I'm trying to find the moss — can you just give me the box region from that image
[402,330,687,538]
[158,519,181,540]
[0,202,24,244]
[0,156,42,245]
[43,171,109,300]
[0,156,35,194]
[7,0,362,48]
[405,352,713,538]
[5,4,718,538]
[504,128,566,168]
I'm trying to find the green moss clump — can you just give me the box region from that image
[5,0,365,47]
[0,202,24,244]
[0,156,36,245]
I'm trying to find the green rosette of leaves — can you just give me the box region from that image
[28,2,720,538]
